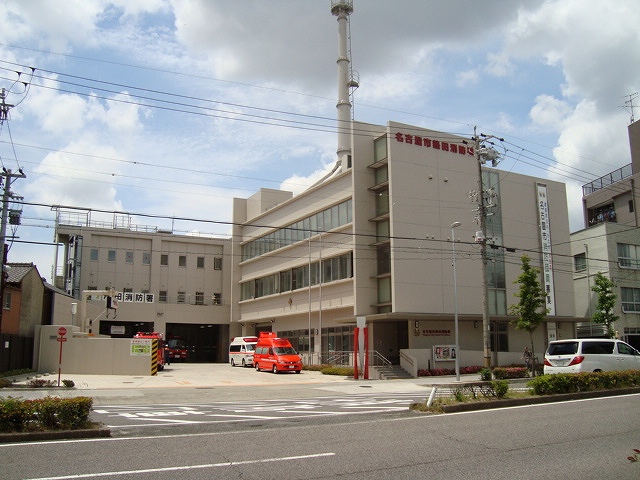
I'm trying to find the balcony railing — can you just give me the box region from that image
[582,163,633,195]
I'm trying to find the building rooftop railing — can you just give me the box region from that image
[582,163,633,196]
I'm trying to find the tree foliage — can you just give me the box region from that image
[591,272,619,339]
[508,255,548,353]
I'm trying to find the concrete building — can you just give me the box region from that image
[571,119,640,348]
[53,209,232,363]
[232,120,578,370]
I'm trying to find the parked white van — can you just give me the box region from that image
[228,336,258,367]
[544,339,640,374]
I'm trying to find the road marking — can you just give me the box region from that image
[24,452,336,480]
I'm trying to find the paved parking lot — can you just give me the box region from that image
[2,363,477,405]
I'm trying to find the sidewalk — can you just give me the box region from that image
[1,363,482,405]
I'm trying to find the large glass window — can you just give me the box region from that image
[241,199,352,261]
[622,287,640,313]
[373,135,387,163]
[375,189,389,217]
[490,321,509,352]
[377,277,391,304]
[574,253,587,272]
[90,249,99,261]
[618,243,640,269]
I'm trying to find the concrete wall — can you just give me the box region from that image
[36,325,158,375]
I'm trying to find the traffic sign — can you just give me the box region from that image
[58,327,67,336]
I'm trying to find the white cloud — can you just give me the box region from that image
[529,95,572,132]
[456,69,479,88]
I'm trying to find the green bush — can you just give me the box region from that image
[528,370,640,395]
[0,378,12,388]
[493,367,528,379]
[0,369,34,379]
[491,380,509,398]
[62,379,75,388]
[26,378,57,388]
[320,366,354,376]
[0,396,93,433]
[479,368,492,381]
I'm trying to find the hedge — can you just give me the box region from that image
[528,370,640,395]
[0,396,93,433]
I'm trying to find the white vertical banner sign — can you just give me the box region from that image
[536,183,556,316]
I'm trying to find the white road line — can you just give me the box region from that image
[24,452,336,480]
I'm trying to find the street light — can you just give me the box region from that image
[451,221,461,382]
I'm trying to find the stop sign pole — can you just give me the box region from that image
[57,327,67,387]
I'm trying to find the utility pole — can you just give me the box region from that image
[0,89,26,335]
[472,127,503,368]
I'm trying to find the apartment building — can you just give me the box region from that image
[571,119,640,348]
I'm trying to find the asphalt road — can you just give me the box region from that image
[2,393,639,479]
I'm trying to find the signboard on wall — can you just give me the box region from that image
[433,344,457,362]
[130,339,152,356]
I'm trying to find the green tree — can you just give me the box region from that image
[591,272,619,338]
[508,255,548,371]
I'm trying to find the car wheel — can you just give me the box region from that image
[272,365,278,374]
[295,370,301,374]
[242,359,246,367]
[231,358,235,367]
[255,362,260,371]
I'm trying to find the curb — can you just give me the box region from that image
[0,425,110,444]
[440,386,640,413]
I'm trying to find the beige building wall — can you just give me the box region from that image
[233,120,577,362]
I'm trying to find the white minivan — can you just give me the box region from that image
[228,336,258,367]
[544,338,640,374]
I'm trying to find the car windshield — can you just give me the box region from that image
[274,346,297,355]
[246,344,256,351]
[547,342,578,355]
[167,339,186,348]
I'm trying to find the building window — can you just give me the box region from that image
[142,252,151,265]
[373,135,388,163]
[214,257,222,270]
[212,293,222,305]
[159,291,167,303]
[375,188,389,217]
[179,255,187,267]
[177,291,186,304]
[107,250,116,262]
[377,277,391,304]
[574,253,587,272]
[490,321,509,352]
[621,287,640,313]
[90,249,99,261]
[125,251,134,264]
[618,243,640,269]
[160,254,168,266]
[195,292,204,305]
[3,292,11,310]
[630,199,635,213]
[197,256,205,268]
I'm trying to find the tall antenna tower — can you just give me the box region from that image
[331,0,355,172]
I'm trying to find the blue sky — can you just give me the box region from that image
[0,0,638,282]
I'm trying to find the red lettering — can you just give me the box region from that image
[450,144,458,154]
[433,140,441,150]
[405,134,414,144]
[424,138,432,147]
[414,136,423,146]
[395,132,404,142]
[442,142,449,152]
[466,147,475,156]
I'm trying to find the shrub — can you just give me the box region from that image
[491,380,509,398]
[62,379,75,388]
[0,396,93,433]
[0,397,30,432]
[479,368,492,381]
[527,370,640,395]
[320,366,354,376]
[493,367,529,379]
[0,378,12,388]
[26,378,57,388]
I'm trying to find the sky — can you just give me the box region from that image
[0,0,638,283]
